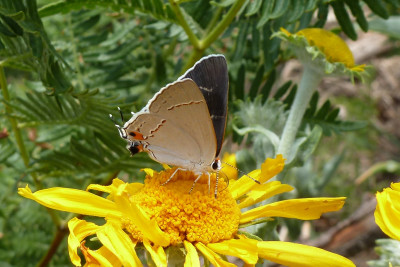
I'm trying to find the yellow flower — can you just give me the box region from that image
[221,152,238,180]
[19,155,354,266]
[375,182,400,240]
[276,28,366,78]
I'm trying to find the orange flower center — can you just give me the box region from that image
[122,168,240,245]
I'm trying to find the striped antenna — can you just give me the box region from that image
[221,161,260,184]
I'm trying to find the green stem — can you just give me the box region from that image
[182,0,247,71]
[37,222,68,267]
[277,66,323,159]
[201,0,246,50]
[205,7,223,35]
[0,67,61,226]
[169,0,200,49]
[1,67,30,168]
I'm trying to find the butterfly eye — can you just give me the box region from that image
[212,159,221,171]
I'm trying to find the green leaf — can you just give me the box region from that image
[331,0,357,40]
[288,0,306,23]
[234,63,245,100]
[368,239,400,267]
[246,0,263,16]
[0,0,72,93]
[256,0,275,28]
[38,0,177,22]
[286,125,322,167]
[369,16,400,39]
[269,0,290,20]
[248,64,264,99]
[261,69,276,103]
[313,3,329,28]
[251,21,260,58]
[273,81,292,100]
[232,20,250,61]
[363,0,389,19]
[282,84,297,109]
[344,0,368,32]
[383,0,400,8]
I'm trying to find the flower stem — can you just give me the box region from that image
[0,67,61,227]
[169,0,200,49]
[38,222,68,267]
[0,66,30,168]
[178,0,247,71]
[200,0,246,50]
[277,66,323,159]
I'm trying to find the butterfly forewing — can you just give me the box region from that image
[123,79,217,172]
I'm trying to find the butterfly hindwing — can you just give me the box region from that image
[179,55,228,158]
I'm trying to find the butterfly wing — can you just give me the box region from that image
[123,79,217,171]
[179,55,228,157]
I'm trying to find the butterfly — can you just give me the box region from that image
[112,55,257,196]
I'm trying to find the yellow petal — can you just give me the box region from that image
[86,178,126,194]
[195,242,236,267]
[229,169,261,199]
[114,183,170,246]
[86,246,122,267]
[260,155,285,184]
[240,197,345,224]
[207,238,258,264]
[391,182,400,191]
[230,155,285,200]
[67,217,101,266]
[297,28,355,68]
[142,168,156,176]
[375,184,400,240]
[143,239,167,267]
[18,185,121,218]
[96,222,142,267]
[184,241,200,267]
[258,241,355,267]
[222,152,238,180]
[238,181,294,208]
[162,164,171,170]
[86,179,142,199]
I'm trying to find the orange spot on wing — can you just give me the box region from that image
[129,131,145,140]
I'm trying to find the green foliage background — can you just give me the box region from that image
[0,0,398,266]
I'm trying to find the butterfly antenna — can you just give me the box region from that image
[221,161,260,184]
[118,107,124,122]
[218,169,230,193]
[109,107,127,139]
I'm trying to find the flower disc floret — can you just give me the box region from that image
[125,168,241,245]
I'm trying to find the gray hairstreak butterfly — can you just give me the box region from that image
[112,55,258,196]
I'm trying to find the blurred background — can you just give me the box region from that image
[0,0,399,266]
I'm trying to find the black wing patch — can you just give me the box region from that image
[181,55,228,157]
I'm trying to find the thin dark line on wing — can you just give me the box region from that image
[167,100,204,111]
[148,119,167,138]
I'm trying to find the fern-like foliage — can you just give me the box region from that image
[0,0,72,93]
[368,239,400,267]
[303,91,367,136]
[0,0,396,265]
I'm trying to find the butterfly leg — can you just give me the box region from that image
[161,167,184,186]
[189,172,205,194]
[214,173,219,199]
